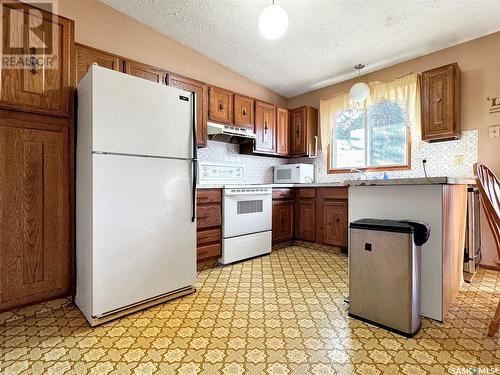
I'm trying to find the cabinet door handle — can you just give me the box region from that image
[434,97,442,102]
[29,47,37,74]
[242,108,247,116]
[264,121,268,133]
[218,102,224,111]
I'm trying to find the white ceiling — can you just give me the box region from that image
[101,0,500,98]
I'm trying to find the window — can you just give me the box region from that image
[330,99,410,171]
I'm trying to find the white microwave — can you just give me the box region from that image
[274,164,314,184]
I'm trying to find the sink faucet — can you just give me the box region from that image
[350,168,368,180]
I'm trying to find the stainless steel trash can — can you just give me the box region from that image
[348,219,430,337]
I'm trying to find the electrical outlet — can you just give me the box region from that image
[489,125,500,139]
[454,155,464,166]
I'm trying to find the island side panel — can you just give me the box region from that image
[442,184,467,319]
[348,185,444,321]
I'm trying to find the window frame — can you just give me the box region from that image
[327,103,412,174]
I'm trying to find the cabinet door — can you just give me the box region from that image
[421,63,460,141]
[272,200,293,243]
[234,94,254,129]
[168,74,208,147]
[209,86,233,124]
[75,44,121,85]
[0,124,70,311]
[123,61,167,84]
[255,101,276,153]
[319,200,348,248]
[0,2,73,117]
[276,107,289,155]
[296,199,316,242]
[290,106,307,155]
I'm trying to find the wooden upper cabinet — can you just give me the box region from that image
[75,44,121,85]
[0,123,70,311]
[123,61,167,84]
[0,2,74,117]
[255,101,276,153]
[276,107,289,155]
[290,106,318,156]
[168,74,208,147]
[233,94,254,129]
[208,86,233,124]
[421,63,461,142]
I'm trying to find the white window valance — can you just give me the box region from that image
[319,72,421,152]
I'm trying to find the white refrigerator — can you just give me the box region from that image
[75,65,197,326]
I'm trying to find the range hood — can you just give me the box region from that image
[207,122,256,142]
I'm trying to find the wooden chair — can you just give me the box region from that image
[474,163,500,337]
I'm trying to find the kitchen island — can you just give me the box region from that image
[347,178,472,321]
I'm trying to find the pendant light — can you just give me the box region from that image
[350,64,370,102]
[259,0,288,40]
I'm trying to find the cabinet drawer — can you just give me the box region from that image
[197,228,221,246]
[273,188,294,200]
[297,188,316,199]
[197,243,221,261]
[319,187,348,200]
[196,204,221,229]
[197,189,221,204]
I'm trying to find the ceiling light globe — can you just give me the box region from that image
[350,82,370,102]
[258,4,288,40]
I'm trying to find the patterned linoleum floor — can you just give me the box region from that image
[1,243,499,375]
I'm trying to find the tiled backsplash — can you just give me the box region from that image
[295,129,478,182]
[198,130,478,184]
[198,141,287,184]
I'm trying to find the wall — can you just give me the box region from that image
[288,32,500,268]
[56,0,286,107]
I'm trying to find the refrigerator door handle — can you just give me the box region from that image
[191,91,198,223]
[192,159,198,222]
[191,91,198,160]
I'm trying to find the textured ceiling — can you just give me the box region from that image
[101,0,500,98]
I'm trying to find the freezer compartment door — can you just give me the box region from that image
[92,153,196,317]
[90,66,193,159]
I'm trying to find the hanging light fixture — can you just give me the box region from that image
[350,64,370,102]
[258,0,288,40]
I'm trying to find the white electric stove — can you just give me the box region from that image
[198,162,273,264]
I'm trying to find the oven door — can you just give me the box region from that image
[223,192,272,238]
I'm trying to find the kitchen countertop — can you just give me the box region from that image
[197,177,475,189]
[197,182,347,189]
[345,177,476,186]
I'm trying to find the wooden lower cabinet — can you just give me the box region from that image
[272,200,294,243]
[317,200,348,248]
[196,189,222,263]
[272,187,348,249]
[296,199,316,242]
[0,123,70,311]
